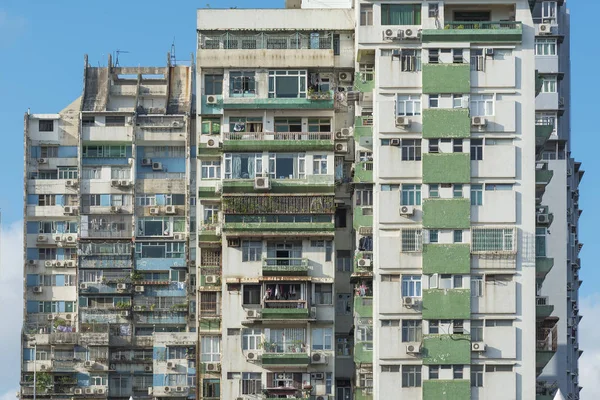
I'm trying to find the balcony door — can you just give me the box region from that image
[267,242,302,265]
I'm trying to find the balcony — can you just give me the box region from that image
[82,125,133,142]
[224,222,334,235]
[354,342,373,364]
[353,252,373,276]
[536,257,554,281]
[422,64,470,94]
[260,301,311,320]
[422,153,470,184]
[354,161,373,183]
[223,131,333,152]
[222,195,335,214]
[422,380,470,399]
[222,179,334,194]
[422,289,470,320]
[536,123,554,154]
[422,108,470,139]
[354,72,374,93]
[536,297,554,319]
[353,206,373,230]
[422,21,523,43]
[354,116,374,147]
[262,258,309,276]
[537,325,558,371]
[261,349,310,367]
[223,92,334,110]
[354,296,373,318]
[51,360,76,372]
[421,334,471,365]
[354,388,374,400]
[422,199,471,229]
[422,244,470,274]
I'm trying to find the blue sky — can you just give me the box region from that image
[0,0,599,397]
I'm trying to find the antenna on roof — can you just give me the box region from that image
[170,39,177,66]
[113,49,130,67]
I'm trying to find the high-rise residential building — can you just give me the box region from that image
[20,1,581,400]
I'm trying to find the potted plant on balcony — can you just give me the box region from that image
[36,372,53,393]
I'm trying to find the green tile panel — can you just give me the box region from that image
[422,21,523,44]
[422,153,470,184]
[422,64,470,94]
[354,342,373,364]
[354,389,374,400]
[354,72,375,93]
[353,206,374,229]
[354,296,373,318]
[422,334,471,365]
[422,199,471,229]
[423,380,471,400]
[536,304,554,319]
[422,289,471,320]
[261,353,310,366]
[198,186,220,199]
[261,308,310,319]
[354,161,374,183]
[536,257,554,280]
[535,124,554,148]
[536,169,554,185]
[423,109,471,138]
[423,244,471,274]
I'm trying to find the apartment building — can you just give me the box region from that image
[20,1,581,400]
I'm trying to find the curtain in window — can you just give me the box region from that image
[381,5,421,25]
[248,157,255,179]
[232,156,242,179]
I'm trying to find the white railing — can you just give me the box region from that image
[223,132,333,141]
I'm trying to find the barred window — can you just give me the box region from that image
[471,227,515,253]
[401,229,422,252]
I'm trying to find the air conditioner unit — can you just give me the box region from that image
[173,233,184,241]
[28,259,36,265]
[316,396,331,400]
[334,131,345,140]
[66,179,78,187]
[84,388,94,395]
[311,372,325,380]
[254,176,271,190]
[55,260,65,267]
[110,206,121,213]
[37,158,48,164]
[175,387,185,393]
[149,207,160,215]
[358,258,372,268]
[144,365,152,372]
[246,309,260,319]
[84,360,95,368]
[80,283,88,290]
[206,138,220,148]
[53,235,63,242]
[206,95,218,104]
[167,361,176,369]
[117,283,127,290]
[485,48,495,57]
[120,311,130,317]
[471,342,486,352]
[74,388,83,395]
[406,343,421,354]
[390,138,401,146]
[119,180,132,187]
[134,285,145,293]
[396,116,411,127]
[335,142,348,153]
[539,23,552,34]
[537,214,550,224]
[63,206,77,215]
[338,72,351,82]
[403,28,420,39]
[66,260,75,268]
[152,162,163,171]
[95,388,105,395]
[40,364,48,371]
[400,205,415,216]
[37,235,47,242]
[65,313,72,320]
[141,158,152,166]
[205,362,221,372]
[403,296,415,306]
[246,351,260,361]
[45,260,53,267]
[165,205,176,215]
[383,29,395,39]
[133,305,144,312]
[172,120,182,127]
[205,275,219,284]
[190,260,197,267]
[472,116,487,127]
[111,179,120,187]
[311,352,328,364]
[33,286,43,293]
[65,235,76,244]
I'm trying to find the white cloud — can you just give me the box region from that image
[0,221,24,393]
[0,10,28,48]
[578,293,600,399]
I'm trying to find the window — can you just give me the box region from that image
[243,285,261,305]
[58,167,78,180]
[453,230,463,243]
[223,153,263,179]
[168,347,188,359]
[314,284,333,305]
[401,229,422,252]
[453,49,464,64]
[242,241,262,262]
[356,325,373,345]
[453,139,463,153]
[105,116,126,126]
[38,194,56,206]
[453,184,463,198]
[401,140,422,161]
[242,328,262,351]
[201,161,221,179]
[312,328,333,350]
[542,1,557,21]
[471,320,484,341]
[428,3,439,18]
[39,120,54,132]
[453,365,464,379]
[471,49,485,71]
[471,139,483,160]
[401,184,421,206]
[430,274,463,289]
[541,76,557,93]
[381,4,422,25]
[536,227,547,257]
[82,116,95,126]
[40,146,58,158]
[402,275,422,297]
[203,379,220,398]
[82,145,126,157]
[336,336,352,355]
[268,152,305,179]
[336,294,352,315]
[402,320,422,342]
[204,74,223,95]
[111,167,130,179]
[429,230,439,243]
[356,188,373,206]
[429,366,439,379]
[381,320,400,327]
[268,70,307,98]
[472,228,515,253]
[241,372,261,395]
[396,95,421,116]
[401,49,422,72]
[428,184,439,198]
[428,139,439,153]
[535,38,557,56]
[336,250,352,272]
[360,4,373,26]
[359,373,373,389]
[382,365,401,372]
[201,118,221,135]
[470,95,494,116]
[471,365,484,387]
[429,49,439,63]
[201,336,221,362]
[429,94,439,108]
[402,365,422,387]
[230,71,257,96]
[313,155,328,174]
[471,184,483,206]
[335,208,347,228]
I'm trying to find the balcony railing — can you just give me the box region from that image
[264,300,307,309]
[262,258,309,276]
[224,132,333,141]
[199,31,334,50]
[443,21,522,30]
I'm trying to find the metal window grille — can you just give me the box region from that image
[401,228,423,252]
[471,227,517,254]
